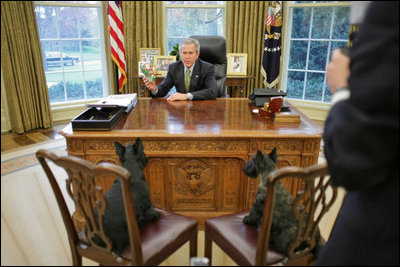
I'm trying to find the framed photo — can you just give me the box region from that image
[138,61,150,77]
[139,48,160,66]
[227,53,247,76]
[154,56,176,75]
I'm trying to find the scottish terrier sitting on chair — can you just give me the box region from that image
[243,148,324,255]
[89,138,160,255]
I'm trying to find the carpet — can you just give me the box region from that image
[1,138,68,176]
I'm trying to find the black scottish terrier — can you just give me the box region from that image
[243,148,324,255]
[88,138,160,255]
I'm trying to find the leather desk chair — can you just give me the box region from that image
[190,35,228,97]
[36,149,198,266]
[204,162,338,266]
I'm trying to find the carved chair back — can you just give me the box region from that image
[256,162,338,265]
[204,162,338,266]
[36,149,143,265]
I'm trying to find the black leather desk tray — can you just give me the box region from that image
[250,88,287,107]
[71,107,124,130]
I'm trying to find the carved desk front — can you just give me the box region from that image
[60,98,322,229]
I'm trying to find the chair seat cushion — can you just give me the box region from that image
[122,208,197,265]
[205,211,285,266]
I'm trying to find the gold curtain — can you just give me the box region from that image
[348,24,359,48]
[115,1,164,95]
[226,1,269,97]
[1,1,52,133]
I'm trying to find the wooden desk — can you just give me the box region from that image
[61,98,322,229]
[132,75,254,98]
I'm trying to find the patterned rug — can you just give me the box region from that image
[1,138,67,176]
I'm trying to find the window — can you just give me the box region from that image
[282,1,350,102]
[34,1,108,104]
[164,1,226,54]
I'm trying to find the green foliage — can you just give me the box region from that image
[169,43,180,61]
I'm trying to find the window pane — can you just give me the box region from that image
[332,7,350,39]
[329,41,347,60]
[311,7,332,39]
[60,40,81,71]
[287,71,305,99]
[166,7,224,53]
[289,41,308,69]
[305,72,324,101]
[59,7,79,38]
[42,40,62,71]
[79,8,100,38]
[82,40,101,70]
[324,84,332,102]
[46,73,65,102]
[85,71,103,99]
[35,6,58,38]
[291,8,311,38]
[308,41,329,71]
[65,72,84,101]
[167,9,185,37]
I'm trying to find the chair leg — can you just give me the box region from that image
[72,255,82,266]
[70,247,82,266]
[204,234,212,265]
[190,234,198,258]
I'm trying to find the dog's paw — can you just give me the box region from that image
[146,208,160,222]
[243,214,259,226]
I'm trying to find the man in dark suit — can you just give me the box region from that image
[144,38,217,101]
[316,2,399,265]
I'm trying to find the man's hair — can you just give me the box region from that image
[179,38,200,53]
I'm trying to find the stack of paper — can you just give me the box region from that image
[86,93,137,113]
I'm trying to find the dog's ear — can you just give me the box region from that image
[114,142,126,162]
[256,150,264,162]
[134,138,144,155]
[269,147,278,163]
[134,138,147,168]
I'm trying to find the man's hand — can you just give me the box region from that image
[143,77,157,92]
[167,92,189,101]
[326,49,350,94]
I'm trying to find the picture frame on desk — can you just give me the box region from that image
[154,55,176,75]
[139,48,160,66]
[227,53,247,76]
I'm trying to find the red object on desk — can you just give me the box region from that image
[259,97,283,118]
[267,97,283,113]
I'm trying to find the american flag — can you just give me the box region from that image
[107,1,127,92]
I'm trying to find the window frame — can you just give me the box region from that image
[34,1,110,110]
[163,1,227,55]
[281,1,351,104]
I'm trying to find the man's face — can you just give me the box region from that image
[180,43,199,68]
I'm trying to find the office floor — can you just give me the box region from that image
[1,124,344,266]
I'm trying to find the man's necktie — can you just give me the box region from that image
[185,69,190,92]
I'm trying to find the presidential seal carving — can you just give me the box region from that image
[174,159,214,197]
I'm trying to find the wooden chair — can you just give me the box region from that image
[36,149,198,266]
[204,162,337,266]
